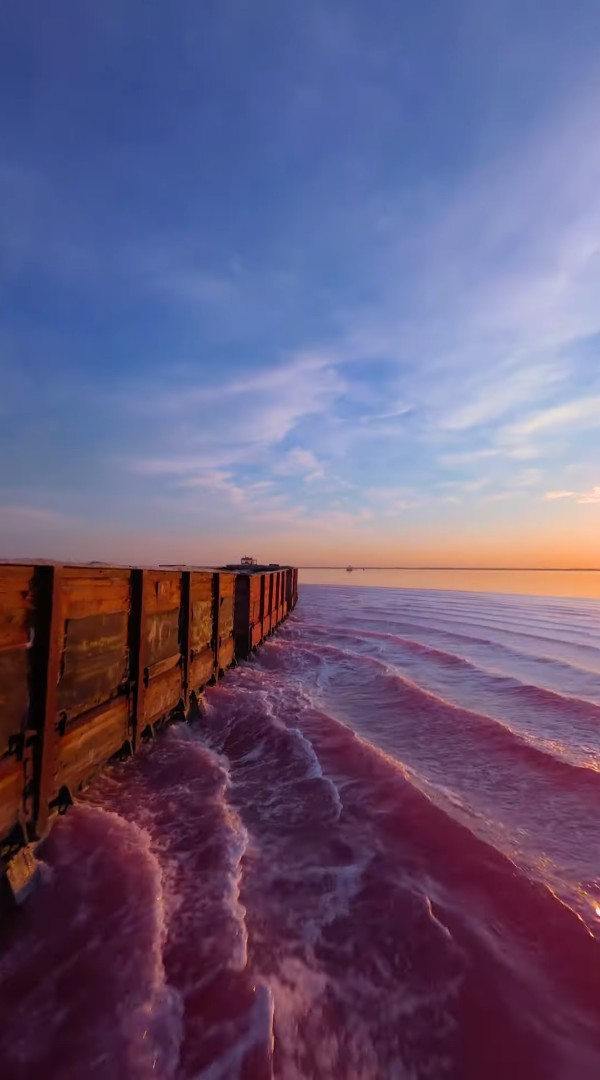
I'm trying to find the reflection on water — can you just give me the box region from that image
[299,568,600,600]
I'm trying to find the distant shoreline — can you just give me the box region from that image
[298,566,600,572]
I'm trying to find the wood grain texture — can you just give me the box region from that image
[0,566,32,649]
[143,665,182,723]
[144,571,181,614]
[190,573,214,603]
[60,568,131,620]
[190,599,214,651]
[57,612,128,721]
[145,608,180,667]
[0,649,29,757]
[0,759,23,838]
[53,698,130,796]
[218,636,235,673]
[219,596,234,637]
[189,645,215,694]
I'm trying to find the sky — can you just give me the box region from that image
[1,0,599,568]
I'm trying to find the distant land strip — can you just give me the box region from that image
[298,566,600,572]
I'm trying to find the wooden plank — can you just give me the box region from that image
[190,599,213,650]
[60,568,131,620]
[0,759,23,841]
[0,648,29,758]
[129,569,146,753]
[218,572,236,673]
[213,571,220,674]
[147,652,181,682]
[218,636,235,674]
[143,666,182,724]
[0,566,32,649]
[180,570,192,709]
[249,575,261,628]
[144,570,181,614]
[220,594,234,636]
[189,574,214,650]
[56,611,128,721]
[53,698,130,797]
[145,608,180,667]
[260,574,266,620]
[188,645,214,695]
[190,573,213,603]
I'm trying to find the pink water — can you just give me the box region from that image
[1,585,600,1079]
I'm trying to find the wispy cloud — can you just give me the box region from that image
[276,448,325,482]
[578,486,600,505]
[543,485,600,505]
[504,396,600,441]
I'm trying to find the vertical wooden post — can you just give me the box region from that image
[213,571,221,679]
[181,571,192,709]
[31,565,63,837]
[129,569,146,753]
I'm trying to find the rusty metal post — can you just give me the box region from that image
[129,569,146,753]
[180,571,192,709]
[31,565,63,837]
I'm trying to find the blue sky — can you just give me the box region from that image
[1,1,599,565]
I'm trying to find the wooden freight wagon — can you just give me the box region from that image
[0,559,297,901]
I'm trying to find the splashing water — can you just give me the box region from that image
[1,585,600,1078]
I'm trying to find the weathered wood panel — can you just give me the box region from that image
[145,607,180,667]
[0,760,23,841]
[53,698,130,797]
[144,571,182,670]
[140,570,183,722]
[146,652,181,682]
[189,645,214,694]
[144,665,183,723]
[218,571,236,671]
[190,572,214,653]
[274,573,280,618]
[57,611,129,722]
[218,635,235,672]
[0,566,33,759]
[278,571,285,622]
[0,566,32,649]
[249,575,262,629]
[0,649,29,759]
[218,574,235,639]
[144,571,181,614]
[60,568,131,620]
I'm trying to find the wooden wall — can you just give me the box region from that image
[0,563,296,883]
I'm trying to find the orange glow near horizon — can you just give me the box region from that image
[298,568,600,600]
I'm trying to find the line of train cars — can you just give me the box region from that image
[0,560,298,900]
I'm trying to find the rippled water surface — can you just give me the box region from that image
[1,584,599,1079]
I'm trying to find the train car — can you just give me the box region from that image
[0,559,297,902]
